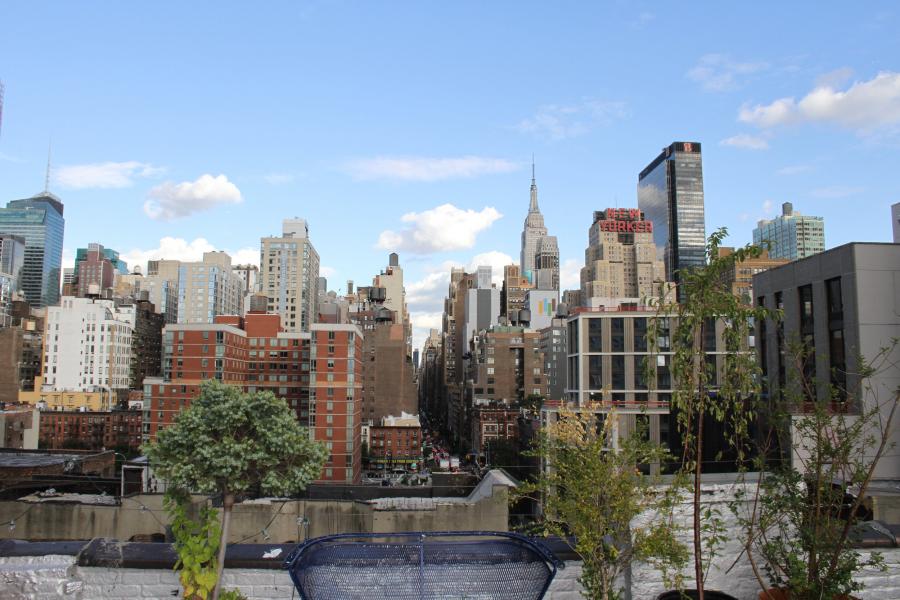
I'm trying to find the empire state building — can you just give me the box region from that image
[520,165,559,291]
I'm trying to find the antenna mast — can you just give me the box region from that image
[44,141,52,193]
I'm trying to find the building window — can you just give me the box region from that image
[798,284,815,393]
[826,277,846,401]
[588,355,602,389]
[611,318,624,352]
[588,318,602,352]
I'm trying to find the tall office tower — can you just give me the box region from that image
[753,202,825,261]
[579,208,667,308]
[0,192,65,308]
[0,234,25,285]
[463,265,501,354]
[638,141,706,284]
[520,166,551,284]
[0,235,25,322]
[533,235,560,292]
[261,218,321,332]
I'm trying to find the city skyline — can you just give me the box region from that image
[1,3,899,349]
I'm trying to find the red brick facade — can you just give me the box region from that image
[39,410,143,452]
[144,315,361,484]
[311,324,363,484]
[369,424,422,466]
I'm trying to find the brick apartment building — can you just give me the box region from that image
[467,326,548,405]
[368,413,423,469]
[143,315,360,483]
[471,405,521,452]
[310,324,363,483]
[39,409,142,452]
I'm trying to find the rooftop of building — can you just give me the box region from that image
[0,449,113,469]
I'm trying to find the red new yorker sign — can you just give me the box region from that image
[598,208,653,233]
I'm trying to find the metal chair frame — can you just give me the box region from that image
[284,530,563,600]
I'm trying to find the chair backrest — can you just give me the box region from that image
[284,531,563,600]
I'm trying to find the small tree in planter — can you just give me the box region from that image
[516,405,688,600]
[144,381,328,600]
[736,342,899,600]
[647,229,776,600]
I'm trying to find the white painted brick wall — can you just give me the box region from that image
[2,488,900,600]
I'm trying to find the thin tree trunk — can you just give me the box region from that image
[694,402,704,600]
[694,321,706,600]
[212,492,234,600]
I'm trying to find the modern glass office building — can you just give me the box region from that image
[752,202,825,261]
[637,141,706,284]
[0,192,65,308]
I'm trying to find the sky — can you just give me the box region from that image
[1,2,899,350]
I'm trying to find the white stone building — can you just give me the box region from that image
[42,297,136,395]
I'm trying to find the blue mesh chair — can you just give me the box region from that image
[284,531,563,600]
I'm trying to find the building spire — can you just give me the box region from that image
[43,140,52,194]
[529,154,539,213]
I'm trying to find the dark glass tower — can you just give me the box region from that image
[637,142,706,284]
[0,192,65,308]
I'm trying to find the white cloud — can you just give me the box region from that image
[320,266,336,278]
[739,71,900,132]
[0,152,23,163]
[121,237,258,274]
[55,161,164,189]
[263,173,295,185]
[346,156,518,182]
[559,258,581,290]
[406,271,450,314]
[762,199,774,216]
[516,99,628,140]
[687,54,769,92]
[411,311,444,353]
[776,164,813,176]
[810,185,865,199]
[720,134,770,150]
[144,174,242,220]
[815,67,854,89]
[377,204,502,254]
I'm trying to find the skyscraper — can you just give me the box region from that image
[261,218,320,332]
[0,192,65,308]
[520,164,558,289]
[579,208,667,307]
[753,202,825,261]
[638,141,706,283]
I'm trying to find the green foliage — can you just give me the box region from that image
[735,342,899,599]
[516,408,688,600]
[143,380,328,498]
[166,491,221,600]
[218,591,248,600]
[646,229,778,592]
[145,381,328,600]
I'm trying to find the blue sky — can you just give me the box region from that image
[1,2,898,348]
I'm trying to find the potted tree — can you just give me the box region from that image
[517,405,688,600]
[647,229,775,600]
[144,380,328,600]
[735,342,899,600]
